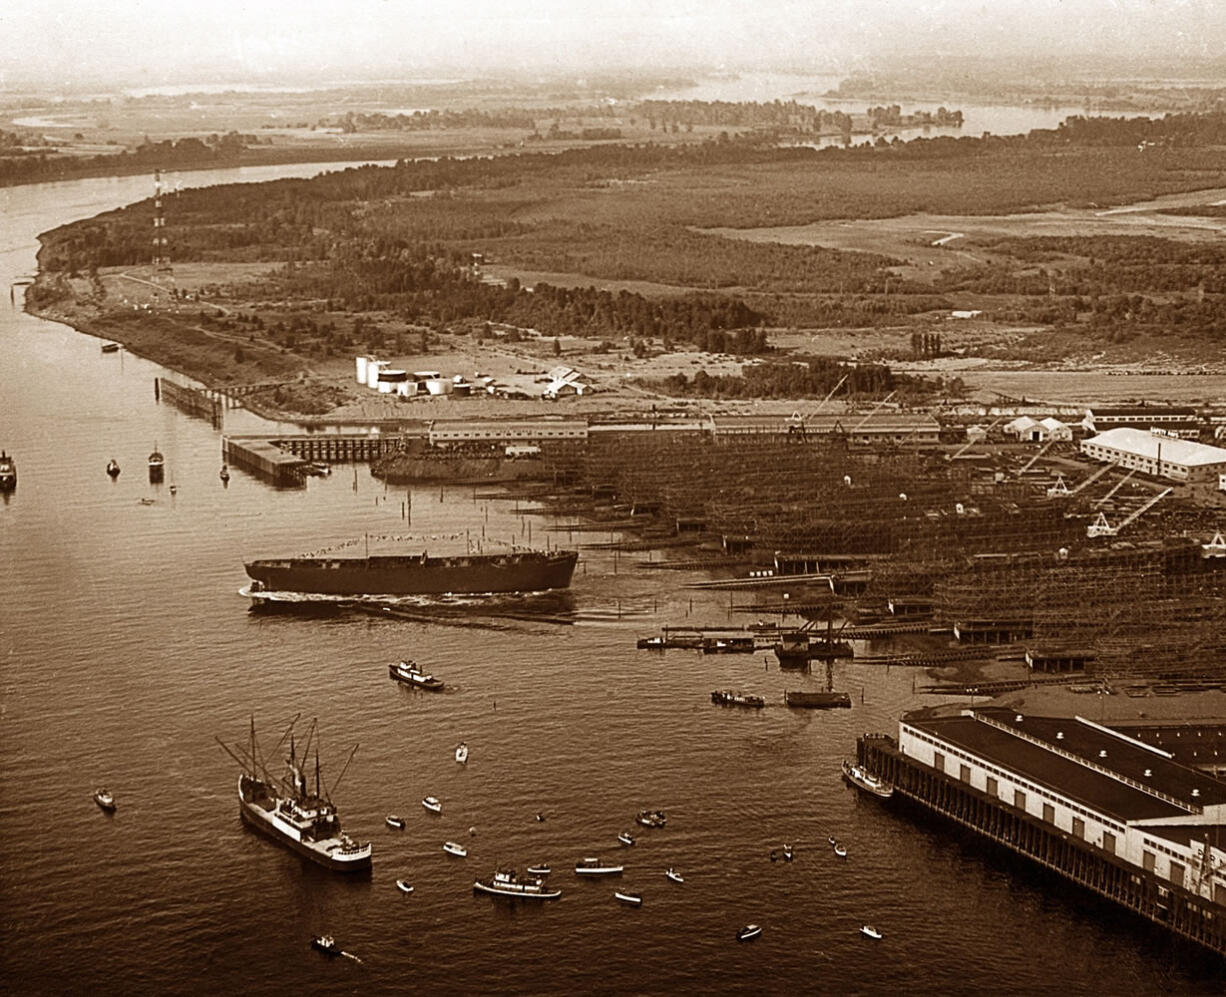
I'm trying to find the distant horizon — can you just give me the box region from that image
[4,0,1226,95]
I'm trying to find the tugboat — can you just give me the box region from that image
[311,935,340,957]
[710,690,766,708]
[0,451,16,491]
[473,869,562,900]
[106,458,121,479]
[92,787,117,812]
[216,716,372,873]
[148,445,165,483]
[389,659,444,691]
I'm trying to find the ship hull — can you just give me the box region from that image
[237,779,372,873]
[245,550,578,596]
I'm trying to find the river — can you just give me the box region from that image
[0,164,1221,995]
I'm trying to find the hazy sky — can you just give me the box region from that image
[3,0,1225,89]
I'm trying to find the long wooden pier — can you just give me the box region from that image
[156,377,221,427]
[857,734,1226,958]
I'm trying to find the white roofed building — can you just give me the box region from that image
[1081,428,1226,487]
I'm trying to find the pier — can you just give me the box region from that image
[858,722,1226,958]
[156,377,222,427]
[220,433,404,486]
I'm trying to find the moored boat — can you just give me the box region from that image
[841,759,894,799]
[526,864,551,876]
[93,787,116,812]
[245,547,579,596]
[386,814,406,830]
[390,659,444,691]
[614,890,642,906]
[396,879,414,894]
[455,742,469,764]
[216,717,372,874]
[635,809,667,828]
[473,869,562,900]
[575,857,623,875]
[106,458,121,478]
[100,341,120,353]
[737,924,763,942]
[0,451,16,491]
[833,842,847,859]
[219,464,230,483]
[148,446,165,483]
[665,868,684,884]
[861,925,883,940]
[443,840,468,857]
[617,832,635,847]
[422,796,442,814]
[711,690,766,708]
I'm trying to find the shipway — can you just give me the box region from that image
[216,716,372,873]
[244,547,579,596]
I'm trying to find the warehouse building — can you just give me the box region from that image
[1083,405,1200,439]
[1080,428,1226,487]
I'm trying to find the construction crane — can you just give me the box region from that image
[1086,487,1172,538]
[948,416,1002,462]
[1094,468,1135,506]
[1016,439,1055,476]
[1068,462,1114,496]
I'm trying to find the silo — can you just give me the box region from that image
[367,360,389,390]
[356,355,376,384]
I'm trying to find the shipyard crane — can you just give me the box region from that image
[1016,439,1055,477]
[851,391,897,434]
[786,374,850,439]
[1068,462,1114,496]
[1094,467,1136,506]
[1086,487,1172,538]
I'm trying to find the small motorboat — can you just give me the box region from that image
[147,446,165,482]
[386,814,406,830]
[455,742,469,764]
[219,464,230,483]
[737,924,763,942]
[311,935,340,957]
[828,835,837,847]
[395,879,414,894]
[92,788,116,812]
[106,459,121,478]
[614,891,643,907]
[861,925,883,940]
[535,813,547,822]
[526,864,551,876]
[782,844,795,862]
[443,840,468,858]
[665,868,684,884]
[635,809,667,828]
[833,843,847,859]
[168,484,178,495]
[574,857,623,876]
[617,832,636,847]
[422,796,442,814]
[101,342,120,353]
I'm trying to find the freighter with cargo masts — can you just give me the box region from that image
[216,717,372,873]
[244,545,578,596]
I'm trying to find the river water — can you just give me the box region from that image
[1,165,1221,995]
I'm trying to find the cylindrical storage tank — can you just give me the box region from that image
[396,381,414,397]
[451,383,471,397]
[377,380,394,394]
[356,355,375,384]
[425,378,453,395]
[378,369,407,396]
[367,360,389,389]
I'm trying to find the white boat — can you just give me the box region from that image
[617,831,635,846]
[737,924,763,942]
[395,879,414,894]
[841,759,895,799]
[575,857,623,875]
[455,742,469,764]
[474,870,562,900]
[665,868,684,884]
[386,814,406,830]
[614,890,642,906]
[443,840,468,858]
[422,796,442,814]
[861,925,883,940]
[833,843,847,858]
[93,788,116,812]
[526,864,551,876]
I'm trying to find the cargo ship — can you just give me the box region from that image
[245,547,578,596]
[216,717,372,873]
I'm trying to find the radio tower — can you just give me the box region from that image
[152,169,172,281]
